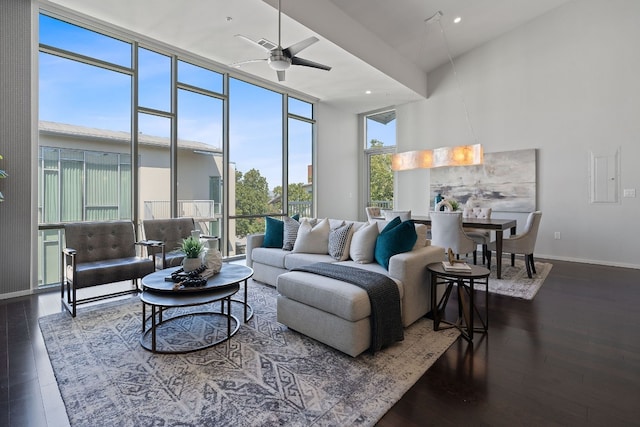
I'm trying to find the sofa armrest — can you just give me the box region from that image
[388,245,445,326]
[245,233,265,268]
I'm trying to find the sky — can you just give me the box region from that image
[38,14,395,189]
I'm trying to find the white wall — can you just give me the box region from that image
[315,102,360,221]
[396,0,640,268]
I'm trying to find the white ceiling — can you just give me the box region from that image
[43,0,572,113]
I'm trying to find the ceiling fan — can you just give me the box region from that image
[231,0,331,82]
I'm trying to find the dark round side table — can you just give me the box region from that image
[427,262,490,342]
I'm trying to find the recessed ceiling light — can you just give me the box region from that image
[453,16,462,24]
[365,90,372,94]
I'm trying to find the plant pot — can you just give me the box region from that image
[182,257,201,272]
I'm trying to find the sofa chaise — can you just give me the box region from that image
[246,217,445,356]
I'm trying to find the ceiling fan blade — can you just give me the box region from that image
[234,34,272,52]
[291,56,331,71]
[229,58,267,68]
[284,36,319,57]
[277,70,286,82]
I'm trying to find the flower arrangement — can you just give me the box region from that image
[0,154,7,202]
[180,236,204,258]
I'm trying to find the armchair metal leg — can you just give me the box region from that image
[525,256,532,278]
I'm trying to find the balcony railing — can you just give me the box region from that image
[143,200,222,220]
[370,200,393,209]
[288,201,312,218]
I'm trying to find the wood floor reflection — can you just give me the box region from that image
[1,259,639,426]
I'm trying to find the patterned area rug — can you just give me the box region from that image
[39,280,459,427]
[486,257,552,300]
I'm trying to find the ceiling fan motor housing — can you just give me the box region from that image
[268,48,291,70]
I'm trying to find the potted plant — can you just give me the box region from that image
[180,236,204,272]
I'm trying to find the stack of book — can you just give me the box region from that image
[442,261,472,272]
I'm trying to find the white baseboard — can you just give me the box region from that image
[536,253,640,270]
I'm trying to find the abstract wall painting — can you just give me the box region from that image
[430,148,536,212]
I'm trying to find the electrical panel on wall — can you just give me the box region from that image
[589,148,620,203]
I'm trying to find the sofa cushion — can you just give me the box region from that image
[335,260,404,299]
[349,221,379,264]
[283,252,336,271]
[374,219,417,270]
[277,271,372,322]
[251,247,288,269]
[293,218,330,254]
[328,222,353,261]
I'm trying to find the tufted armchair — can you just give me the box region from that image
[142,217,197,269]
[61,220,155,316]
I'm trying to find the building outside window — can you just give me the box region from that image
[37,12,315,288]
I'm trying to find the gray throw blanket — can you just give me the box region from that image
[292,263,404,353]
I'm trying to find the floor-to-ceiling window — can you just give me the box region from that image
[287,97,314,218]
[38,14,133,286]
[365,110,396,209]
[228,78,283,255]
[176,60,225,239]
[37,10,316,287]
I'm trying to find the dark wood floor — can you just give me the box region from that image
[1,259,639,426]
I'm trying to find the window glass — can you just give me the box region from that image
[39,14,131,68]
[138,113,172,219]
[39,52,131,131]
[366,111,396,209]
[365,111,396,148]
[229,78,283,254]
[177,89,224,239]
[138,48,171,112]
[287,118,313,217]
[288,97,312,119]
[178,60,223,94]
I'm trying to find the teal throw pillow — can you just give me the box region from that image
[374,220,417,270]
[263,214,299,248]
[263,217,284,248]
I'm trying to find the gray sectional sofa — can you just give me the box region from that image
[245,217,445,356]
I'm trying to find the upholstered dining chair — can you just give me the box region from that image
[429,211,477,262]
[488,211,542,278]
[383,210,411,222]
[463,207,492,266]
[365,206,382,221]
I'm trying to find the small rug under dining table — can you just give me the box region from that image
[39,279,459,427]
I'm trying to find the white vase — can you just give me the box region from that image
[182,257,201,272]
[202,249,223,274]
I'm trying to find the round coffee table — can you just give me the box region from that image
[140,264,253,353]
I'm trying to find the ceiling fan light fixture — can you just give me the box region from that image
[268,54,291,71]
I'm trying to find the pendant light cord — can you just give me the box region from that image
[430,14,479,145]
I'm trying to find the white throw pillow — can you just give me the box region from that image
[349,221,379,264]
[412,223,428,250]
[292,218,330,254]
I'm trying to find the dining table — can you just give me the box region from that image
[411,214,517,279]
